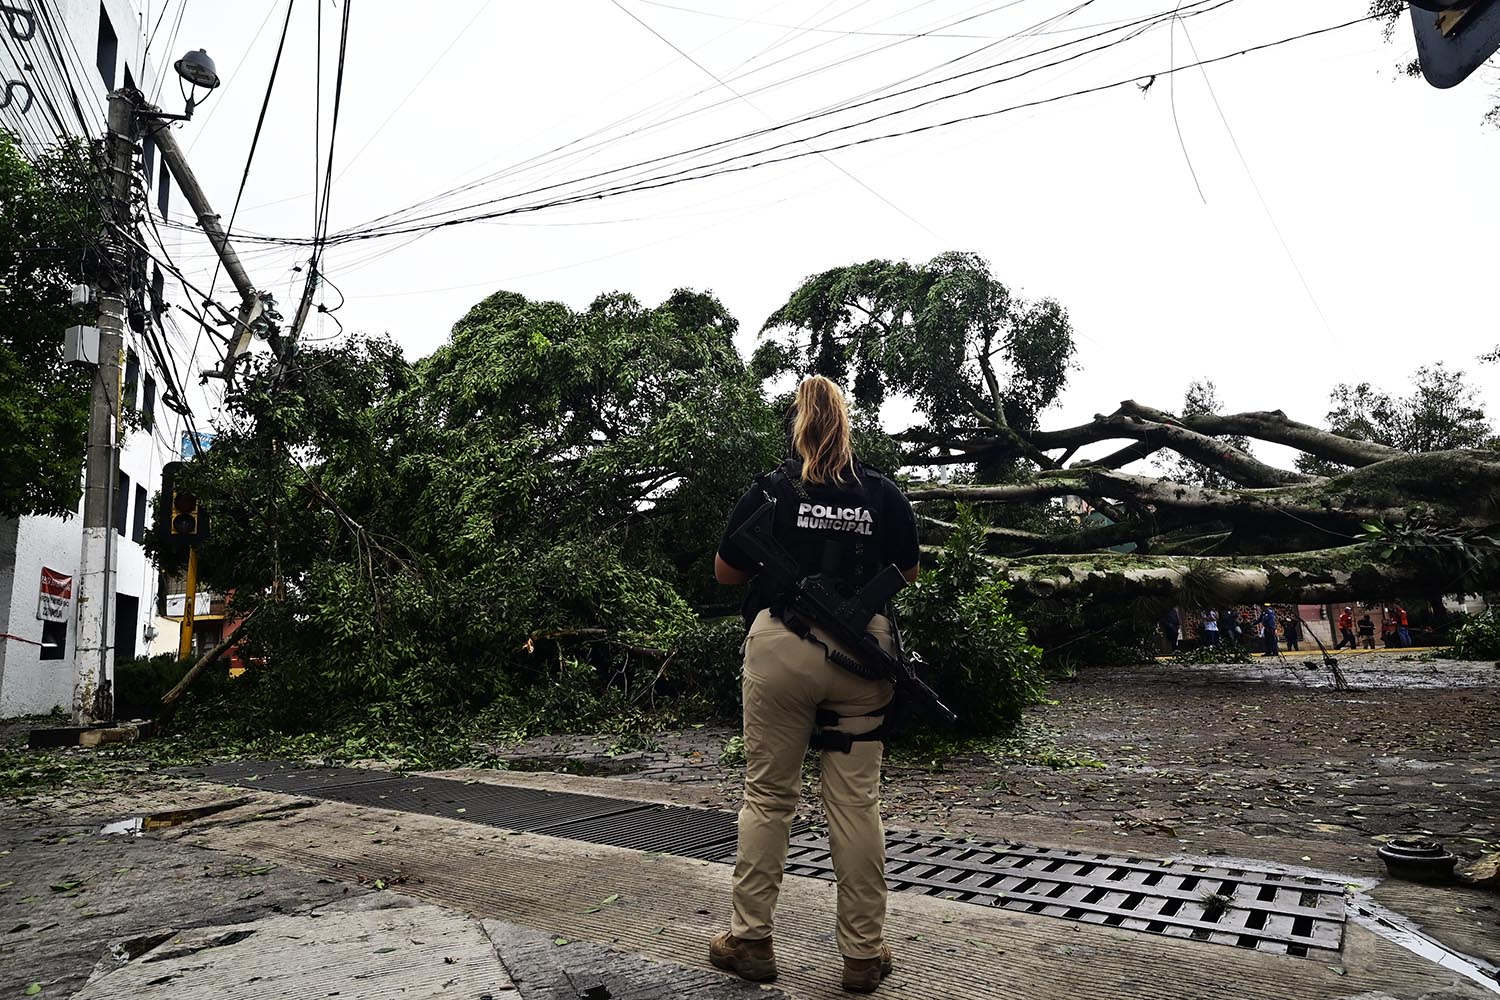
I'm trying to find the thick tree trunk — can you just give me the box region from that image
[962,543,1477,605]
[912,448,1500,603]
[159,608,258,719]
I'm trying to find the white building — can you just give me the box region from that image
[0,0,212,717]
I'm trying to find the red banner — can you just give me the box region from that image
[38,567,72,621]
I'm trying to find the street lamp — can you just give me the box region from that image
[138,49,221,122]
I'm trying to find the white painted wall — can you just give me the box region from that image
[0,0,213,717]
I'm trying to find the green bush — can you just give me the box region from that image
[1169,642,1254,666]
[1024,598,1160,672]
[898,505,1046,736]
[1451,609,1500,660]
[664,617,744,717]
[112,653,192,720]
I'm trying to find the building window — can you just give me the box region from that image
[115,470,130,536]
[142,133,155,187]
[123,348,139,410]
[132,483,147,543]
[96,4,117,90]
[115,593,139,661]
[157,159,170,218]
[143,373,156,429]
[150,265,164,325]
[41,620,67,660]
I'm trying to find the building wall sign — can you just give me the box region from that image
[2,2,36,116]
[38,567,72,621]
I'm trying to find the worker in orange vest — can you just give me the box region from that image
[1335,607,1355,650]
[1394,604,1411,647]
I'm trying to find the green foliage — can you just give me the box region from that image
[1155,379,1251,489]
[112,653,194,720]
[157,288,778,737]
[1169,643,1254,666]
[1297,364,1496,476]
[898,505,1046,736]
[759,252,1075,479]
[1023,598,1160,672]
[0,130,98,518]
[1451,610,1500,661]
[719,735,746,766]
[1358,517,1500,587]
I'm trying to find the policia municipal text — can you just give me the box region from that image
[709,376,921,994]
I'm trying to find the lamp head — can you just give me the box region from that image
[174,49,220,90]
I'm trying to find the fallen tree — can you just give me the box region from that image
[909,410,1500,604]
[757,256,1500,606]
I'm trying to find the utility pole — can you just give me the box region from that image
[149,123,272,386]
[73,90,138,725]
[177,546,198,660]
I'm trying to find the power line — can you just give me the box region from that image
[307,1,1240,243]
[185,0,283,155]
[192,0,296,389]
[1176,18,1335,339]
[1168,2,1207,203]
[608,0,942,239]
[153,8,1379,256]
[201,0,297,301]
[318,1,1209,242]
[634,0,1058,38]
[350,0,1058,235]
[330,0,489,186]
[149,0,186,104]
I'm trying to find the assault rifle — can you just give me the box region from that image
[730,500,957,725]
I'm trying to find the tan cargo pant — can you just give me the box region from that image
[730,608,895,959]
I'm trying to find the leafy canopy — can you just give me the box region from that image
[1156,379,1251,489]
[1296,363,1496,476]
[756,252,1075,452]
[163,288,782,729]
[0,130,98,518]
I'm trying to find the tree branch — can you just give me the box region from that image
[962,541,1480,605]
[909,467,1385,534]
[920,510,1168,556]
[1115,401,1407,467]
[159,606,260,716]
[1028,413,1314,487]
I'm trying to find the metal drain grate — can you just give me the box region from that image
[187,761,1346,958]
[784,829,1346,957]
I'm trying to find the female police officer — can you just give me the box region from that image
[708,375,920,994]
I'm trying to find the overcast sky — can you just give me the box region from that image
[143,0,1499,458]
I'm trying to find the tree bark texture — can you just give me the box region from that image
[905,397,1500,604]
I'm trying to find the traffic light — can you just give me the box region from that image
[158,461,208,546]
[1409,0,1500,88]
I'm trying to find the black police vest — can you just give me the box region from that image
[743,459,889,622]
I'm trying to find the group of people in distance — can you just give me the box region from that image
[1160,602,1415,656]
[1333,604,1412,649]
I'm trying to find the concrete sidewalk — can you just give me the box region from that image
[0,806,778,999]
[4,767,1495,1000]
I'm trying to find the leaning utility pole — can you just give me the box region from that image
[73,90,138,725]
[149,122,273,386]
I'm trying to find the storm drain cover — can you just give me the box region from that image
[184,762,1346,957]
[776,830,1346,957]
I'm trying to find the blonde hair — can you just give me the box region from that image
[791,376,855,486]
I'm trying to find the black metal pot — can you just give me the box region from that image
[1377,838,1458,884]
